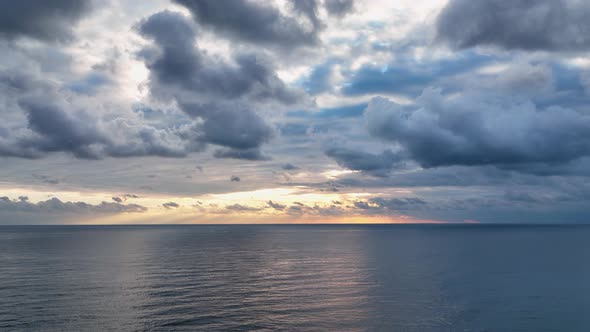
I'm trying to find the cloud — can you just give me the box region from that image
[225,203,263,212]
[352,201,371,210]
[370,197,428,211]
[365,89,590,170]
[137,11,300,158]
[32,174,60,185]
[179,103,274,151]
[278,123,309,136]
[301,60,338,95]
[0,0,94,42]
[0,196,146,214]
[0,69,188,159]
[504,190,545,204]
[19,96,111,159]
[213,148,270,161]
[20,96,187,159]
[455,63,554,97]
[111,194,139,203]
[162,202,180,209]
[282,163,300,171]
[267,200,286,210]
[436,0,590,51]
[172,0,322,47]
[323,164,516,188]
[65,72,112,95]
[0,8,310,162]
[325,147,405,177]
[1,0,588,225]
[283,201,347,217]
[343,52,493,97]
[287,103,368,121]
[325,0,355,17]
[137,11,301,104]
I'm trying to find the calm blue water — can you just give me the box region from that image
[0,225,589,331]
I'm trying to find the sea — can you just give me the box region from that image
[0,224,589,331]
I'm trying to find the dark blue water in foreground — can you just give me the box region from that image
[1,225,589,331]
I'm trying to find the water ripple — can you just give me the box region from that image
[1,225,589,331]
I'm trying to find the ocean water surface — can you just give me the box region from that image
[0,225,589,331]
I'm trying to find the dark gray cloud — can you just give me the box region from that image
[172,0,321,47]
[352,197,426,212]
[267,200,286,210]
[138,11,299,103]
[436,0,590,51]
[282,201,349,217]
[0,196,146,214]
[137,11,299,159]
[0,69,274,158]
[325,0,355,17]
[214,148,270,161]
[111,194,139,203]
[325,147,405,177]
[225,203,263,212]
[0,69,188,159]
[365,89,590,170]
[352,201,371,210]
[0,3,304,160]
[22,97,186,159]
[163,202,180,209]
[0,0,94,42]
[179,103,274,151]
[282,163,300,171]
[370,197,428,211]
[292,0,321,31]
[19,96,110,159]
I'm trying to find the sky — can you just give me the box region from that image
[1,0,590,224]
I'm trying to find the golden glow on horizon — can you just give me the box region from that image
[73,212,443,225]
[1,185,443,224]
